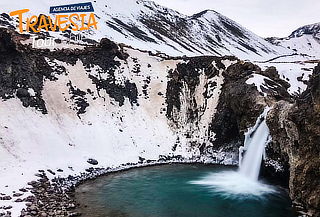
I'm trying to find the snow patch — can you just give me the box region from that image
[246,74,271,96]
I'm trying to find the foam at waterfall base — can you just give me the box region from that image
[190,171,276,198]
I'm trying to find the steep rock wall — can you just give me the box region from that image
[267,64,320,216]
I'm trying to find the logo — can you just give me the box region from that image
[9,2,98,33]
[50,2,94,14]
[9,2,98,48]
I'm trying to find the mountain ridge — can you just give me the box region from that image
[289,22,320,38]
[0,0,290,60]
[1,0,319,60]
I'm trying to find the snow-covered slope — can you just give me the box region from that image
[289,23,320,38]
[268,23,320,59]
[257,23,320,95]
[0,0,290,60]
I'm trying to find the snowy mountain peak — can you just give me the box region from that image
[0,0,289,60]
[289,22,320,38]
[1,0,318,60]
[190,10,220,19]
[268,22,320,59]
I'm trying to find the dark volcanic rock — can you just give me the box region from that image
[210,61,265,147]
[165,55,242,155]
[0,28,52,113]
[165,56,292,158]
[0,28,138,115]
[16,88,30,98]
[166,56,236,123]
[166,56,219,121]
[0,196,11,200]
[87,158,99,165]
[67,81,89,116]
[267,64,320,217]
[51,38,137,107]
[208,60,291,147]
[19,171,80,217]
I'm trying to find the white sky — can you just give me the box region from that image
[153,0,320,38]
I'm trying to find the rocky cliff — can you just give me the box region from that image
[267,64,320,216]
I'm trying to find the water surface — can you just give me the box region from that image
[76,164,296,217]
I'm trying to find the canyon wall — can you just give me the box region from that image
[0,27,319,216]
[267,64,320,216]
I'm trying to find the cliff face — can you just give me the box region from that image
[0,28,50,113]
[267,64,320,216]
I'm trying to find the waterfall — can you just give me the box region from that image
[239,108,271,181]
[191,108,274,196]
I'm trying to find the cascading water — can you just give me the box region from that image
[239,107,271,180]
[191,107,275,196]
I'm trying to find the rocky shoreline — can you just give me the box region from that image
[1,157,231,217]
[1,160,305,217]
[0,149,314,217]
